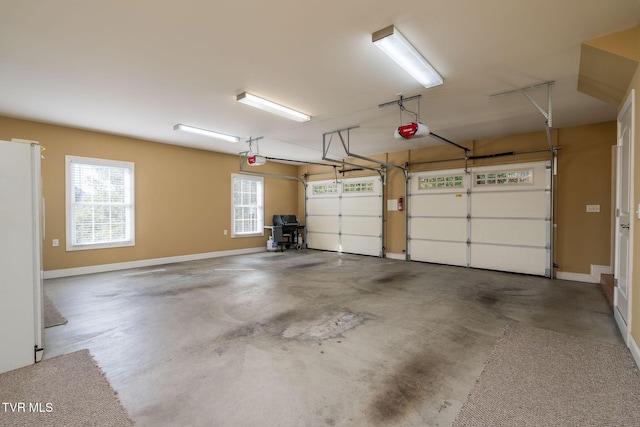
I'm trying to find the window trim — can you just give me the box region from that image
[231,173,264,238]
[65,155,135,251]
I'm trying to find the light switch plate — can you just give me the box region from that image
[586,205,600,213]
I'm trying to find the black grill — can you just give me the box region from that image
[272,215,303,250]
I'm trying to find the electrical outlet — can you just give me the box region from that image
[224,229,228,236]
[586,205,600,213]
[52,239,59,247]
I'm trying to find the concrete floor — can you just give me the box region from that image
[44,250,622,426]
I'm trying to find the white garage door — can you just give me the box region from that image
[306,177,383,257]
[408,161,551,276]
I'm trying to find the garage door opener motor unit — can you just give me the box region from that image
[379,94,429,140]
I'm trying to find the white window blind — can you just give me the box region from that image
[66,156,135,250]
[231,174,264,237]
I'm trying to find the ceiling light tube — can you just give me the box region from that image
[237,92,311,122]
[372,25,443,89]
[173,124,239,143]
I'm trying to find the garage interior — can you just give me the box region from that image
[2,1,640,426]
[40,252,622,426]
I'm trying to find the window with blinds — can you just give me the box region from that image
[65,156,135,250]
[231,174,264,237]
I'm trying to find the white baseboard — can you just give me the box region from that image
[385,252,407,260]
[555,264,612,283]
[44,247,265,279]
[630,333,640,370]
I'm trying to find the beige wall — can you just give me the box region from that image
[0,116,300,271]
[555,123,616,274]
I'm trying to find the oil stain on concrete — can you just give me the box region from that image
[367,354,446,424]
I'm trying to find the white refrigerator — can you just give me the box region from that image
[0,138,44,374]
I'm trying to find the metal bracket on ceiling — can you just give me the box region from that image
[490,81,556,153]
[378,93,422,109]
[322,125,408,179]
[245,136,263,155]
[322,126,381,175]
[379,93,423,125]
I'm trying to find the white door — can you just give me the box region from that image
[614,90,634,338]
[408,161,551,276]
[306,177,383,257]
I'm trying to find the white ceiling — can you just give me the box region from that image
[1,1,639,163]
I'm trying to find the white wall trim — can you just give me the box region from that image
[385,252,406,261]
[614,306,629,345]
[44,247,265,279]
[555,264,611,283]
[629,333,640,370]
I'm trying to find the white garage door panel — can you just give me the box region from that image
[409,240,467,266]
[471,191,547,218]
[307,198,339,215]
[342,197,379,215]
[410,217,467,241]
[342,216,380,236]
[306,232,339,252]
[306,216,340,233]
[410,194,467,215]
[342,235,380,256]
[471,245,547,276]
[471,219,548,246]
[306,177,382,257]
[408,168,468,267]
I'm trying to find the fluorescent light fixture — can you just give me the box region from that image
[173,124,239,143]
[237,92,311,122]
[372,25,443,89]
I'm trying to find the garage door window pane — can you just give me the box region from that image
[419,174,464,189]
[474,169,533,187]
[312,183,338,195]
[344,181,374,193]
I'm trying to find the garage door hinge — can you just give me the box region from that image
[467,214,471,220]
[466,239,471,246]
